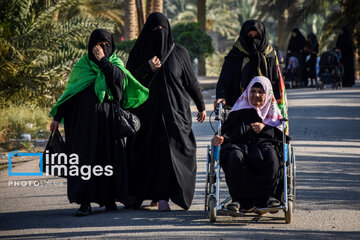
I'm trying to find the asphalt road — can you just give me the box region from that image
[1,83,360,239]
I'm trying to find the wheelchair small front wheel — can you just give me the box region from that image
[285,200,293,224]
[208,196,217,222]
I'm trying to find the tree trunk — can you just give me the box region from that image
[146,0,163,17]
[277,10,287,51]
[152,0,163,13]
[197,0,206,76]
[282,0,300,51]
[136,0,145,32]
[146,0,153,17]
[124,0,138,40]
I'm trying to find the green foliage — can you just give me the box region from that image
[0,105,51,151]
[206,50,228,77]
[172,22,214,61]
[0,0,115,107]
[115,39,137,63]
[167,0,242,41]
[59,0,125,40]
[116,39,137,53]
[259,0,360,53]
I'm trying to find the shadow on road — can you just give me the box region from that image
[1,208,360,239]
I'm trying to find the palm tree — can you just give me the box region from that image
[152,0,163,13]
[122,0,164,40]
[258,0,301,50]
[234,0,261,26]
[123,0,139,40]
[0,0,114,106]
[61,0,125,40]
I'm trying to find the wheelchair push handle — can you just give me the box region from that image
[217,103,222,136]
[215,102,230,121]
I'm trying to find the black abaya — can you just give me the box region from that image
[216,20,281,107]
[305,33,319,79]
[219,109,283,207]
[126,13,205,210]
[54,30,128,205]
[287,28,306,56]
[287,28,307,86]
[336,26,355,87]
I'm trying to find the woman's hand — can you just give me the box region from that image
[50,120,59,132]
[213,135,224,146]
[92,45,105,61]
[251,122,265,134]
[149,56,162,71]
[214,98,226,108]
[197,110,206,123]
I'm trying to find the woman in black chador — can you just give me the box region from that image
[287,28,307,87]
[215,20,281,108]
[125,12,206,211]
[304,32,319,87]
[213,76,284,213]
[49,29,148,216]
[336,26,355,87]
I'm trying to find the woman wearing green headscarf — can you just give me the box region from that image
[49,29,148,216]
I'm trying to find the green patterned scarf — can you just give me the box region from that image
[50,54,149,118]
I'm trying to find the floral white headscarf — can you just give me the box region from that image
[230,76,283,131]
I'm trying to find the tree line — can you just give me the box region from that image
[1,0,359,108]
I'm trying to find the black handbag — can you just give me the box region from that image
[113,44,175,138]
[113,102,141,138]
[42,129,67,177]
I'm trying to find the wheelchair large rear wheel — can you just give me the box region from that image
[208,196,217,222]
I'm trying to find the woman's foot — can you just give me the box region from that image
[150,200,158,207]
[124,196,142,209]
[226,202,240,212]
[158,200,170,212]
[240,205,257,213]
[105,202,118,211]
[267,196,280,208]
[75,203,91,216]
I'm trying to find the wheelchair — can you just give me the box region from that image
[204,103,296,223]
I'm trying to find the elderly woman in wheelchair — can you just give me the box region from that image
[213,76,285,214]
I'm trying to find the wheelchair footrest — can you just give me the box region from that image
[219,208,245,217]
[255,205,286,214]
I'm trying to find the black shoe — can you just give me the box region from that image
[75,203,91,217]
[227,202,240,212]
[267,196,280,208]
[123,198,142,210]
[105,202,118,211]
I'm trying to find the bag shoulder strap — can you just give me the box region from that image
[161,43,175,65]
[147,43,175,89]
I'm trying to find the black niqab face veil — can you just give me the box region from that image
[128,12,173,67]
[151,26,169,59]
[232,20,272,89]
[88,29,115,65]
[238,20,269,53]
